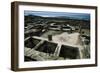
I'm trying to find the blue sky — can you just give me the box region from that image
[24,10,90,20]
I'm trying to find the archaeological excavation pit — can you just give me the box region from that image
[59,45,80,59]
[35,41,57,54]
[25,37,41,49]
